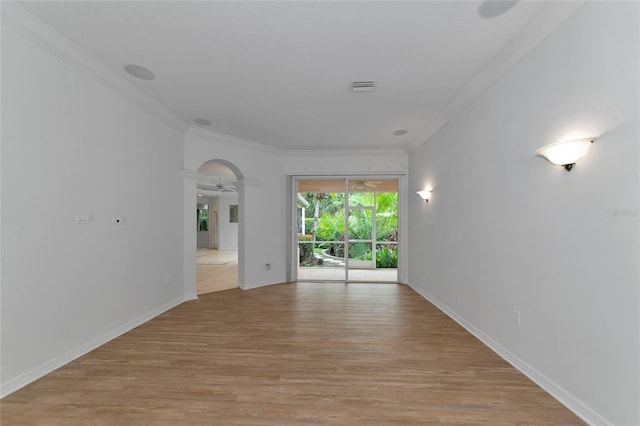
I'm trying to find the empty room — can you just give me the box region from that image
[1,1,638,425]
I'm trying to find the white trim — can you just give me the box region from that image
[407,283,611,426]
[180,171,261,188]
[242,280,283,291]
[186,127,283,155]
[184,291,198,302]
[186,127,410,159]
[179,170,201,181]
[236,178,261,187]
[286,169,408,177]
[0,1,187,133]
[182,175,199,299]
[0,296,184,398]
[282,148,408,158]
[291,175,405,283]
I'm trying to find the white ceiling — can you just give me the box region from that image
[18,1,578,151]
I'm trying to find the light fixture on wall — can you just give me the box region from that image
[416,189,431,202]
[535,137,595,171]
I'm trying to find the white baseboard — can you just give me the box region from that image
[0,296,184,398]
[407,283,611,426]
[241,280,284,290]
[184,291,198,301]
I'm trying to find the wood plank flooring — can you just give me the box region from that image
[1,283,583,425]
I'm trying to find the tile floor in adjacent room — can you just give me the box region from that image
[197,248,238,295]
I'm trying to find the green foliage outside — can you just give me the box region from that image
[298,234,314,264]
[197,209,208,231]
[375,245,398,268]
[298,191,398,268]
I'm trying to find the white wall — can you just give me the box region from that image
[184,130,286,289]
[208,196,219,248]
[215,196,239,250]
[283,149,408,176]
[408,3,639,425]
[1,16,185,395]
[197,231,209,248]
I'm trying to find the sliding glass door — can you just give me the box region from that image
[295,178,398,282]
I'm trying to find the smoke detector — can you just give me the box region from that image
[351,81,375,92]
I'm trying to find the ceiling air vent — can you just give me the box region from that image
[350,81,375,92]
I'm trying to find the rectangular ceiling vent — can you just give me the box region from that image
[350,81,375,92]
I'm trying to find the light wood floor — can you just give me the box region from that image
[197,248,238,295]
[0,283,583,425]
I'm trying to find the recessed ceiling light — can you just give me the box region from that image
[197,193,203,197]
[123,64,156,80]
[193,118,212,126]
[392,129,408,136]
[477,0,519,19]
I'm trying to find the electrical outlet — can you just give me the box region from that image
[75,216,89,224]
[265,263,272,270]
[512,310,521,326]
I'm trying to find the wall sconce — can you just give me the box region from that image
[535,137,595,171]
[416,190,431,202]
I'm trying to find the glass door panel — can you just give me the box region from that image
[347,241,374,269]
[347,208,373,240]
[347,207,374,269]
[375,191,398,269]
[295,178,398,282]
[296,180,346,281]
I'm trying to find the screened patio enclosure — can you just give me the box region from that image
[296,178,398,282]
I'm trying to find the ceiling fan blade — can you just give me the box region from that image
[196,183,236,193]
[350,179,383,190]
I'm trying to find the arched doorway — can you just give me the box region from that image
[183,159,245,298]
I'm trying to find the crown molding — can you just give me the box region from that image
[186,127,410,160]
[179,171,201,181]
[0,1,188,133]
[405,1,586,152]
[237,178,262,187]
[186,126,283,156]
[282,148,408,158]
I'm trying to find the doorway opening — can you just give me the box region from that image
[295,178,398,283]
[195,160,240,294]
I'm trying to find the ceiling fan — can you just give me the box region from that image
[350,180,382,190]
[197,176,236,193]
